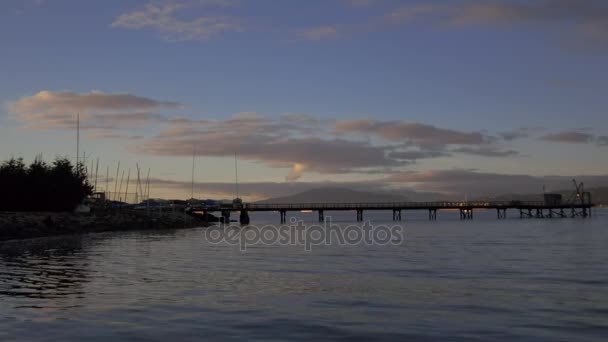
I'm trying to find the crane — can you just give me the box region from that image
[570,178,591,205]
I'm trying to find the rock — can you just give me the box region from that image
[0,210,211,242]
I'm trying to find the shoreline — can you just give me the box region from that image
[0,210,212,242]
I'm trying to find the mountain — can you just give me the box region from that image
[255,187,608,205]
[256,188,410,204]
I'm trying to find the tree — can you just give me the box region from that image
[0,156,93,212]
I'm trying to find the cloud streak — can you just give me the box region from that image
[297,25,340,41]
[450,146,518,157]
[383,0,608,49]
[540,130,608,146]
[111,0,243,41]
[334,119,491,146]
[7,90,180,131]
[295,0,608,48]
[541,131,594,144]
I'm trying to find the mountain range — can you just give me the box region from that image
[257,187,608,205]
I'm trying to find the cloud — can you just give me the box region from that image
[334,119,491,146]
[87,131,145,140]
[111,0,243,41]
[132,113,525,179]
[541,131,595,144]
[451,146,518,157]
[285,163,308,181]
[297,26,340,41]
[445,0,607,28]
[382,0,608,49]
[498,127,541,141]
[347,0,381,7]
[499,132,527,141]
[387,150,450,160]
[7,91,546,181]
[7,90,180,130]
[135,119,407,175]
[540,130,608,146]
[109,0,608,49]
[381,4,438,25]
[9,90,179,113]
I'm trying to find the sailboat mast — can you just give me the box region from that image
[191,148,196,199]
[94,158,99,191]
[114,161,120,201]
[234,152,239,199]
[124,168,130,204]
[76,113,80,171]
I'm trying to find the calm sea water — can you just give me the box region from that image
[1,209,607,341]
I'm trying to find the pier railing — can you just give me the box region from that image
[243,201,587,210]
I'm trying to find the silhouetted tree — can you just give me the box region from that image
[0,157,27,210]
[0,156,93,212]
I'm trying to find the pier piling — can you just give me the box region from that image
[392,209,402,221]
[356,209,364,222]
[428,209,437,220]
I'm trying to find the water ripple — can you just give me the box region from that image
[0,215,607,341]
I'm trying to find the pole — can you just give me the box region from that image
[118,169,125,203]
[234,152,239,199]
[94,158,99,192]
[124,168,131,204]
[113,161,120,201]
[191,148,195,200]
[82,152,86,175]
[145,168,151,216]
[87,158,95,183]
[145,168,151,201]
[105,165,109,200]
[90,158,94,181]
[136,163,141,204]
[76,113,79,171]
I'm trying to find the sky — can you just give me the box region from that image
[1,0,608,200]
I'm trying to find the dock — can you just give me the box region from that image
[187,200,594,224]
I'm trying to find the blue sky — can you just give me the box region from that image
[1,0,608,200]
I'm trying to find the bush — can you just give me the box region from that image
[0,156,93,212]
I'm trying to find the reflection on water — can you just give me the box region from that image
[0,236,89,299]
[1,211,608,341]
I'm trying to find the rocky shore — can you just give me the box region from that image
[0,210,211,242]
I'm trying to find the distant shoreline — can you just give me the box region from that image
[0,210,211,242]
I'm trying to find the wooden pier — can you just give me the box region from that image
[188,200,594,224]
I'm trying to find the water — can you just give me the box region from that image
[1,209,608,341]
